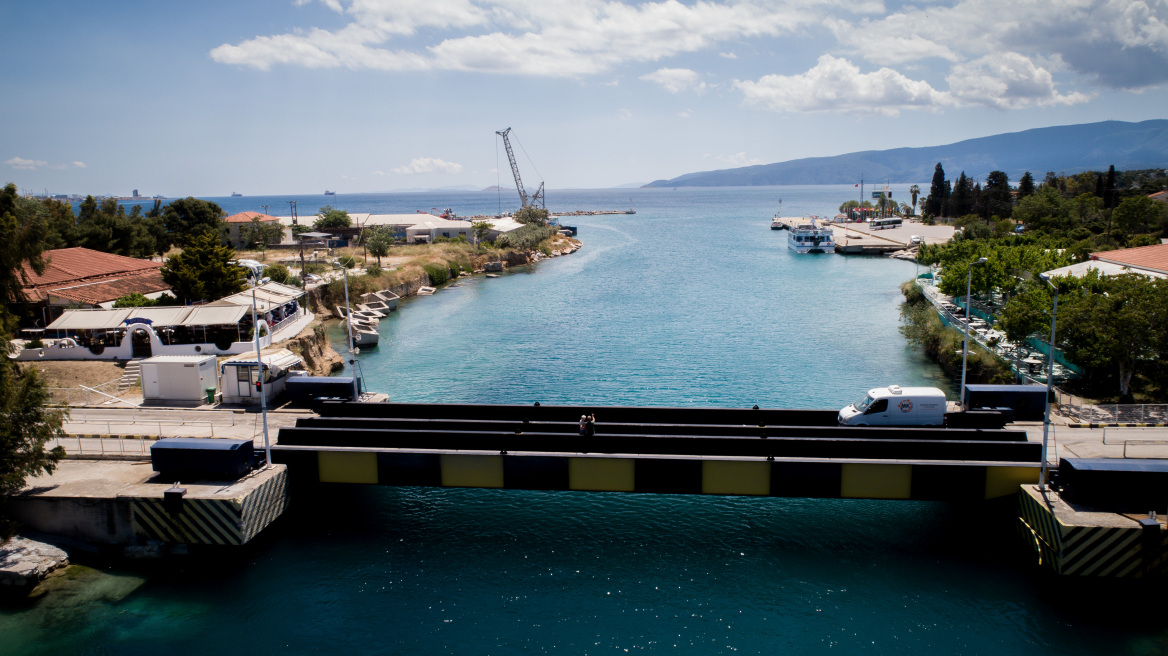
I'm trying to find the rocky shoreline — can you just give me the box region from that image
[0,536,69,601]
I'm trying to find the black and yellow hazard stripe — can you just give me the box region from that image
[298,449,1039,502]
[241,468,290,543]
[132,468,289,546]
[132,497,244,545]
[1017,487,1168,577]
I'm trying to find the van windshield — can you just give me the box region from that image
[854,395,874,412]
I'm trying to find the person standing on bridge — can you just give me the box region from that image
[584,414,596,437]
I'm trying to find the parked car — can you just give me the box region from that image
[303,273,322,283]
[910,235,923,244]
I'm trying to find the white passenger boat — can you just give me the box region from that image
[788,217,835,253]
[770,214,785,230]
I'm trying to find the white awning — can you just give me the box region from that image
[216,282,307,309]
[47,304,252,331]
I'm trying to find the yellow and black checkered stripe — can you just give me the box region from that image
[1018,489,1168,577]
[278,449,1039,501]
[132,497,244,545]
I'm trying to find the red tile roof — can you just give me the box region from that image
[224,211,280,223]
[46,269,170,306]
[22,247,165,302]
[1092,243,1168,275]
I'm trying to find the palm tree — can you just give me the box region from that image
[909,184,921,216]
[875,193,890,218]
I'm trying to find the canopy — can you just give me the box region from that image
[46,304,251,331]
[215,282,306,310]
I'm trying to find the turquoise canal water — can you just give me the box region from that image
[5,187,1167,654]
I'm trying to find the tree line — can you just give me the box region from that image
[913,165,1168,402]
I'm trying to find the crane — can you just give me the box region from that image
[496,127,545,210]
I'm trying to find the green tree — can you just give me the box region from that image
[1014,186,1072,233]
[909,184,920,215]
[314,205,351,230]
[240,217,284,259]
[163,197,225,247]
[1017,172,1036,199]
[263,263,290,284]
[1057,273,1168,398]
[364,225,392,266]
[112,292,179,308]
[926,163,948,217]
[1113,196,1164,235]
[949,172,974,217]
[471,221,492,246]
[160,232,246,303]
[514,205,550,226]
[0,183,66,541]
[981,170,1012,220]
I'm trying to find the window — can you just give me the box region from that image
[236,366,251,382]
[866,399,888,414]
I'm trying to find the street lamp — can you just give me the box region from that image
[1038,272,1060,488]
[960,257,988,406]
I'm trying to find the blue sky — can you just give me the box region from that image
[3,0,1166,196]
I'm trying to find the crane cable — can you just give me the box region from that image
[511,132,545,186]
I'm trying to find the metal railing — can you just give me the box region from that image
[1055,389,1168,424]
[52,432,153,456]
[47,378,134,407]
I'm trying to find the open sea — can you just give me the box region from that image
[4,187,1166,655]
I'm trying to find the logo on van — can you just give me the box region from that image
[898,399,913,413]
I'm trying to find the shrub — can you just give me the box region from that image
[366,265,383,277]
[422,263,450,286]
[338,255,358,269]
[264,263,290,284]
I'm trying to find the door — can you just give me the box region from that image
[236,365,253,398]
[131,328,152,358]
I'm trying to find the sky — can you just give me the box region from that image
[2,0,1167,196]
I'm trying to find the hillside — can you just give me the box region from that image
[643,120,1168,187]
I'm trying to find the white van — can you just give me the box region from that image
[838,385,947,427]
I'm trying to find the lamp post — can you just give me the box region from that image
[251,284,271,470]
[960,257,988,406]
[1038,273,1060,488]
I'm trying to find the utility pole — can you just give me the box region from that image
[288,200,299,225]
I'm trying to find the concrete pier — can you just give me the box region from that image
[13,459,288,548]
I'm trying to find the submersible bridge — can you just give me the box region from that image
[270,402,1039,501]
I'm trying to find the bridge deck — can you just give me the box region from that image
[272,402,1039,501]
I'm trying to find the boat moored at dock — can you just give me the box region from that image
[788,217,835,253]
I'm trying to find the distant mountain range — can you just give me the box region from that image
[643,120,1168,188]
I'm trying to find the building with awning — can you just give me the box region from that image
[11,282,312,362]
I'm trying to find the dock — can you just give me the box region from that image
[13,458,288,550]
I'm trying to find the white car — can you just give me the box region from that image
[910,235,923,245]
[303,273,322,283]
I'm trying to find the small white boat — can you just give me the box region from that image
[770,214,786,230]
[788,217,835,253]
[373,290,400,309]
[417,286,436,296]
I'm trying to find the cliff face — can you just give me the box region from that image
[285,323,343,376]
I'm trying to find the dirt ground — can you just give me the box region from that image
[20,360,126,389]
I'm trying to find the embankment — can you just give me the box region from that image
[283,323,343,375]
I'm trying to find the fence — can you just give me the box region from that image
[1054,389,1168,424]
[47,378,133,407]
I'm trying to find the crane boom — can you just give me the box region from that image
[496,127,545,209]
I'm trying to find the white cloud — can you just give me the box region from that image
[678,109,692,118]
[837,0,1168,90]
[719,51,738,59]
[641,67,706,93]
[735,55,955,115]
[619,108,633,120]
[211,0,835,76]
[72,161,87,168]
[6,156,48,170]
[392,157,463,174]
[948,52,1093,109]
